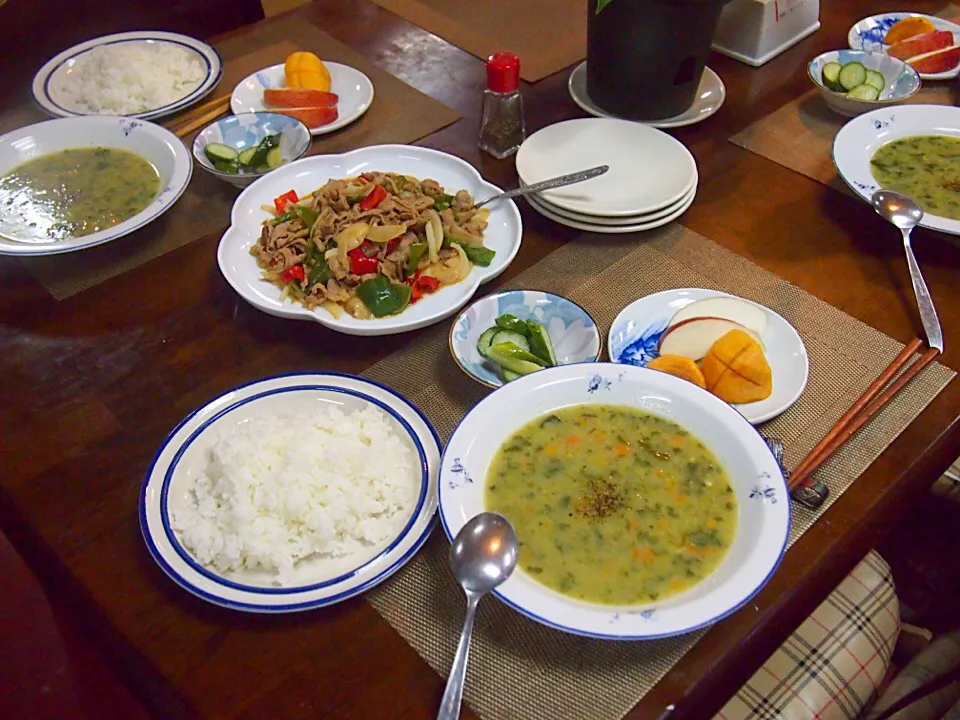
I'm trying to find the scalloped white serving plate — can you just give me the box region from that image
[217,145,523,336]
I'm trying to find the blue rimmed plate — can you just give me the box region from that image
[608,289,808,425]
[449,289,602,388]
[848,13,960,81]
[32,31,222,120]
[438,362,790,640]
[139,372,440,613]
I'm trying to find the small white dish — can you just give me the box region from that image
[568,62,726,129]
[449,290,602,389]
[0,116,192,257]
[808,50,921,117]
[33,31,222,120]
[140,372,441,613]
[529,176,697,226]
[608,289,809,425]
[848,13,960,81]
[832,104,960,237]
[438,362,790,640]
[525,185,696,234]
[231,63,374,136]
[217,145,522,336]
[193,112,311,188]
[515,118,697,217]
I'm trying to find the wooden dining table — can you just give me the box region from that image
[2,1,960,718]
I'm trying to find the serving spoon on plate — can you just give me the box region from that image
[473,165,609,208]
[437,512,519,720]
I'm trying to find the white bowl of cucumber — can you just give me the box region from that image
[193,112,311,188]
[449,290,602,389]
[808,50,920,117]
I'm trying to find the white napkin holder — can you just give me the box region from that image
[712,0,820,67]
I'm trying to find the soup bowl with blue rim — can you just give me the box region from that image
[448,289,602,389]
[438,361,790,640]
[807,49,920,117]
[193,112,311,188]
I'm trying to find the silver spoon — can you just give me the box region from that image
[437,512,519,720]
[473,165,609,208]
[871,190,943,352]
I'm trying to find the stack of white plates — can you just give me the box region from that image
[515,118,698,234]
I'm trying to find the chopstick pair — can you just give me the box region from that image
[789,337,940,502]
[164,94,232,138]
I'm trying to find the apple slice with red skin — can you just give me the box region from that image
[667,296,769,337]
[658,317,764,362]
[907,44,960,73]
[887,30,954,60]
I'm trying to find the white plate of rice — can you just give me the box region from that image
[33,31,222,121]
[139,372,440,612]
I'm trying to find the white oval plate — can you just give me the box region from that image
[832,104,960,236]
[217,145,522,336]
[140,372,441,613]
[439,362,790,639]
[515,118,697,217]
[0,116,192,256]
[568,63,726,129]
[608,289,809,424]
[848,13,960,81]
[33,31,222,120]
[231,63,374,136]
[526,184,696,233]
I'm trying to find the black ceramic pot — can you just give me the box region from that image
[586,0,732,121]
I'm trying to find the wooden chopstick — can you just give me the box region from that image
[162,93,231,130]
[167,95,232,138]
[789,340,939,490]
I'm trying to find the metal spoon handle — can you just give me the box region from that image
[902,229,944,352]
[474,165,609,208]
[437,593,480,720]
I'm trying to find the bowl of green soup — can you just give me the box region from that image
[0,115,192,256]
[438,362,789,640]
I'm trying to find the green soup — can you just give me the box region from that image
[0,147,160,243]
[485,404,738,606]
[870,135,960,221]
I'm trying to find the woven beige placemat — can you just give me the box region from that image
[369,0,585,82]
[362,224,954,720]
[730,84,957,194]
[11,17,460,300]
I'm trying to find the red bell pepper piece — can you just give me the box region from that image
[348,243,379,275]
[407,270,440,304]
[358,185,388,211]
[281,264,306,283]
[273,190,299,215]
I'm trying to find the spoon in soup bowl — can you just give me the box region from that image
[437,512,519,720]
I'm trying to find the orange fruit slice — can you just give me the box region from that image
[884,16,937,45]
[699,329,772,404]
[647,355,706,388]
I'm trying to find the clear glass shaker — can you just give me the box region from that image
[478,52,526,159]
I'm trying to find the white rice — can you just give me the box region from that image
[171,405,419,586]
[55,42,205,115]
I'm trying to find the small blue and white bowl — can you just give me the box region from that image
[808,50,920,117]
[192,112,311,188]
[449,290,602,389]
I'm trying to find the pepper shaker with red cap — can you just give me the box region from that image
[478,52,526,159]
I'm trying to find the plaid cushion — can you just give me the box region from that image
[716,551,899,720]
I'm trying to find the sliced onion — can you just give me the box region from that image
[425,209,443,263]
[335,222,371,261]
[366,224,407,243]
